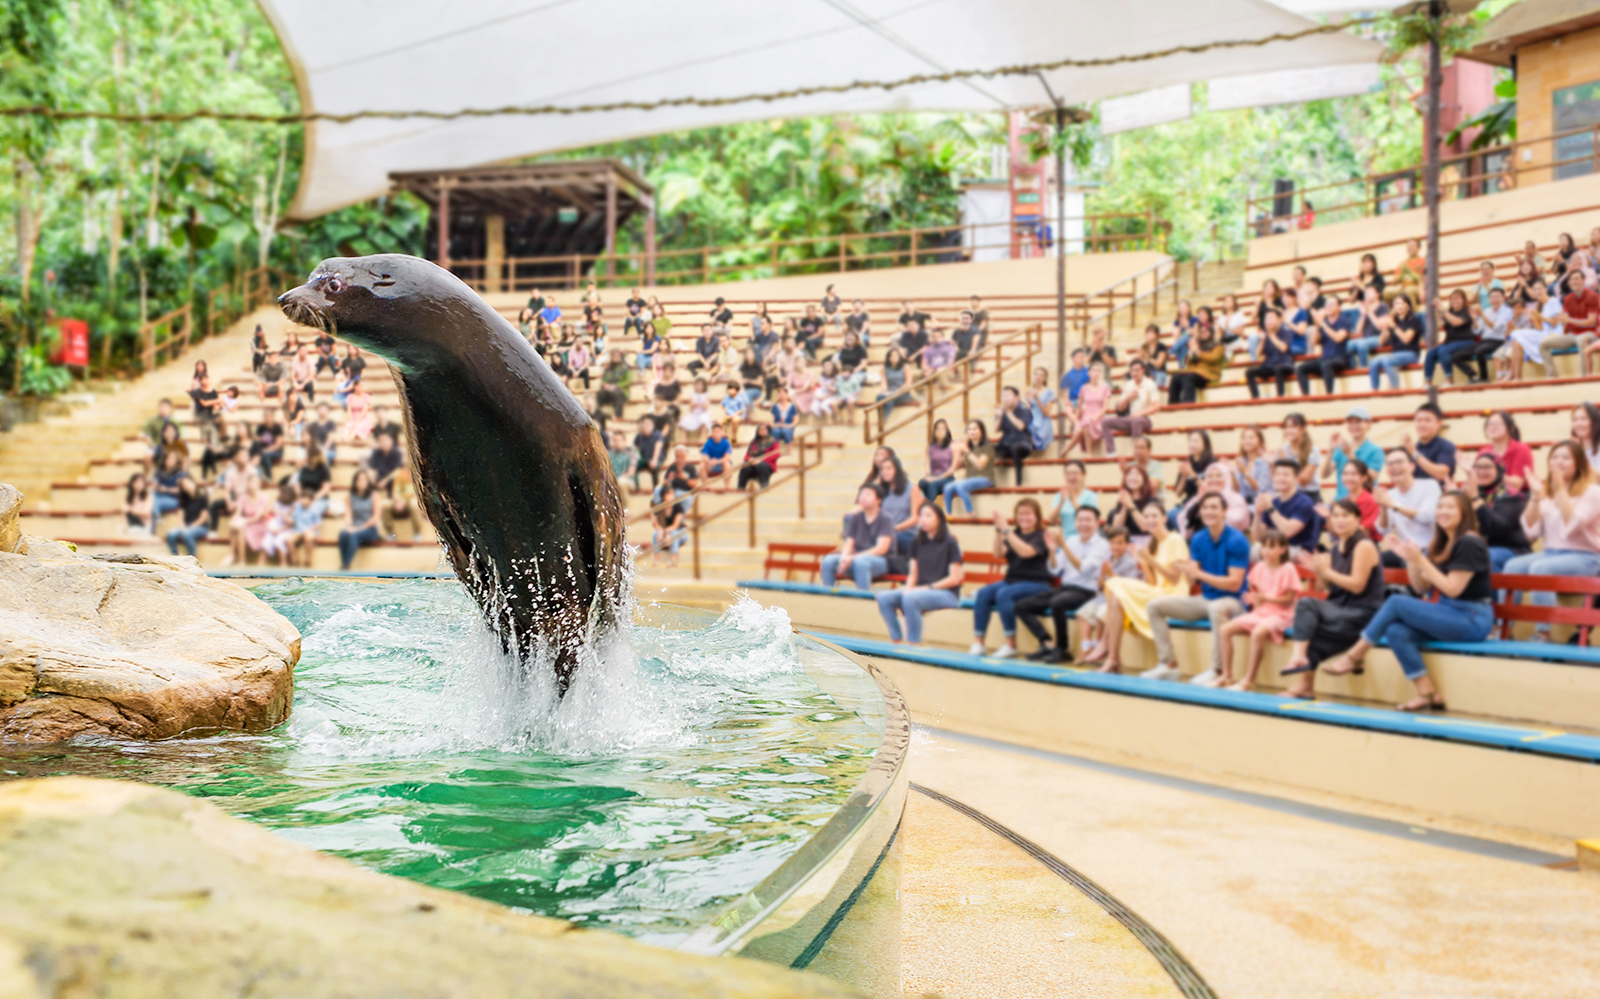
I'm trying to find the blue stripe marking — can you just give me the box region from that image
[796,630,1600,764]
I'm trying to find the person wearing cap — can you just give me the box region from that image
[1321,406,1386,500]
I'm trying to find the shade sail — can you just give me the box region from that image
[259,0,1386,219]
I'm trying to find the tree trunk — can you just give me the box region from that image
[15,156,40,306]
[255,134,288,269]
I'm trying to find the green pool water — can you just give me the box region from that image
[0,579,883,946]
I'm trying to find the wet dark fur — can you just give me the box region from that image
[279,254,626,692]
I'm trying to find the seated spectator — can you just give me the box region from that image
[261,483,298,567]
[675,377,714,440]
[1296,298,1351,395]
[337,469,382,570]
[1046,458,1099,533]
[1352,252,1387,301]
[898,299,930,338]
[719,380,751,427]
[1145,492,1250,684]
[1322,407,1384,500]
[288,488,329,567]
[1507,280,1562,380]
[1231,425,1273,505]
[142,398,176,452]
[992,387,1034,484]
[608,429,638,484]
[1178,464,1251,536]
[1244,309,1296,399]
[920,327,956,380]
[1098,360,1159,456]
[917,419,957,503]
[1138,327,1171,387]
[876,505,965,645]
[124,472,155,536]
[380,468,423,541]
[873,450,923,554]
[1323,492,1493,711]
[1465,453,1530,572]
[633,417,665,490]
[344,382,374,442]
[1254,459,1319,553]
[1574,402,1600,469]
[1082,500,1189,673]
[875,348,911,420]
[895,317,930,368]
[1319,457,1381,536]
[292,448,334,502]
[686,324,719,377]
[1171,430,1215,515]
[1376,448,1441,567]
[152,449,189,519]
[1543,269,1599,375]
[1367,293,1424,389]
[661,444,701,495]
[313,329,338,377]
[1504,441,1600,640]
[796,304,826,359]
[164,477,211,559]
[846,299,871,347]
[950,311,981,375]
[1463,285,1514,382]
[225,474,274,567]
[1167,325,1226,405]
[650,485,688,568]
[1059,348,1090,404]
[1278,499,1385,698]
[1071,526,1142,661]
[281,385,308,443]
[1086,324,1117,372]
[734,348,764,408]
[290,346,316,402]
[256,354,287,402]
[371,405,401,446]
[787,358,819,416]
[1062,363,1110,457]
[834,357,867,421]
[366,432,406,495]
[969,500,1054,658]
[597,350,633,419]
[836,329,868,377]
[1215,530,1301,691]
[307,403,338,466]
[1478,410,1533,493]
[1424,289,1477,383]
[1469,258,1504,309]
[769,388,799,444]
[752,315,779,361]
[154,422,189,470]
[250,325,270,373]
[1395,239,1425,302]
[1403,402,1457,486]
[738,423,781,491]
[1017,506,1108,663]
[821,485,895,590]
[1284,286,1316,355]
[1104,464,1156,547]
[943,419,996,514]
[700,423,735,488]
[1276,414,1322,493]
[1344,286,1389,370]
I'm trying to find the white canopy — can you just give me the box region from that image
[258,0,1389,219]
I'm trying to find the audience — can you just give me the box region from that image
[738,424,781,491]
[1214,530,1300,691]
[876,504,965,645]
[943,419,996,514]
[1278,499,1386,698]
[1466,453,1530,572]
[970,499,1054,658]
[1376,448,1440,567]
[1014,506,1108,663]
[1322,407,1384,499]
[1082,500,1188,674]
[1504,441,1600,640]
[822,485,895,590]
[1142,491,1250,684]
[993,387,1034,485]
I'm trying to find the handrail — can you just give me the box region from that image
[138,303,192,373]
[1075,257,1181,337]
[442,211,1171,292]
[634,427,830,579]
[1245,124,1600,236]
[865,323,1043,449]
[857,323,1043,444]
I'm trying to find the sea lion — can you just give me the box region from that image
[278,254,627,692]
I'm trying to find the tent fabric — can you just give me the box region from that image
[259,0,1386,219]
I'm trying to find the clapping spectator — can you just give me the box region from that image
[1167,324,1226,404]
[1016,506,1108,663]
[738,423,781,491]
[1376,448,1441,567]
[993,387,1034,485]
[1402,402,1457,486]
[821,485,895,590]
[1278,500,1385,698]
[1214,530,1301,691]
[1322,407,1384,499]
[1424,289,1477,383]
[1100,360,1161,455]
[1479,411,1533,492]
[1463,453,1530,572]
[1504,441,1600,640]
[1254,459,1320,553]
[1296,298,1352,394]
[1367,293,1423,389]
[970,500,1055,658]
[1344,285,1391,371]
[1083,500,1190,674]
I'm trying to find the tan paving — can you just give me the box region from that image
[904,730,1600,999]
[900,787,1181,999]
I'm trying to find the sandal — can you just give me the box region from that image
[1321,656,1365,677]
[1096,662,1122,675]
[1397,695,1446,712]
[1279,662,1315,676]
[1278,688,1315,700]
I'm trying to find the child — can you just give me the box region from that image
[608,429,638,483]
[262,483,299,567]
[812,359,841,421]
[219,385,241,434]
[1071,527,1143,660]
[1063,362,1111,456]
[1214,530,1301,691]
[678,377,714,440]
[718,381,749,431]
[700,423,735,490]
[289,488,329,568]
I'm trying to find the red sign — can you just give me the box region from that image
[55,319,90,367]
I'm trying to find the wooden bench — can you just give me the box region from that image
[1493,573,1600,647]
[880,550,1008,590]
[763,542,836,582]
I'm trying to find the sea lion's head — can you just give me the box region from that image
[278,254,474,373]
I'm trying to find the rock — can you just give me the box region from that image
[0,482,19,554]
[0,777,863,999]
[0,484,300,742]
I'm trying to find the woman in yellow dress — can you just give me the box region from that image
[1082,499,1190,673]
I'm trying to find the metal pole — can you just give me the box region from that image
[1424,0,1443,379]
[1054,104,1068,391]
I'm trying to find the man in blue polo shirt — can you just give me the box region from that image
[1255,458,1320,551]
[1322,405,1385,499]
[1139,492,1249,684]
[1059,348,1090,404]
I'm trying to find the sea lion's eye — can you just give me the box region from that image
[326,275,346,294]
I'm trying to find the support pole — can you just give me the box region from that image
[604,171,618,286]
[643,195,657,287]
[436,176,450,270]
[1424,0,1444,403]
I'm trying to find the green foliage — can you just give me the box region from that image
[18,345,70,396]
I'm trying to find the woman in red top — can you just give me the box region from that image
[1478,410,1533,493]
[1318,458,1381,537]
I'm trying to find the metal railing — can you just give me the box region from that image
[634,426,829,580]
[858,323,1044,448]
[1245,125,1600,236]
[441,211,1170,292]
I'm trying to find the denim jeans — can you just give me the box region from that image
[877,587,962,643]
[1171,333,1192,368]
[154,493,181,517]
[972,580,1053,637]
[1368,351,1418,389]
[1347,335,1383,369]
[919,475,955,504]
[165,524,209,557]
[1488,546,1521,574]
[1423,341,1477,382]
[821,552,888,589]
[1501,549,1600,633]
[943,477,992,513]
[771,426,794,444]
[338,525,380,568]
[1361,594,1494,680]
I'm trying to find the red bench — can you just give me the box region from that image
[880,550,1008,589]
[763,542,836,583]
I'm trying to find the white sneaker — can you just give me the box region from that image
[968,642,989,656]
[992,645,1017,659]
[1527,632,1550,644]
[1189,669,1221,687]
[1141,663,1182,681]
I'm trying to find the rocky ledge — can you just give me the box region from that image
[0,482,299,743]
[0,777,861,998]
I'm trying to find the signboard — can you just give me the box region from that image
[53,319,90,368]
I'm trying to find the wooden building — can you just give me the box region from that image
[389,160,656,291]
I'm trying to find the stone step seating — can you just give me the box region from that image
[735,574,1600,735]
